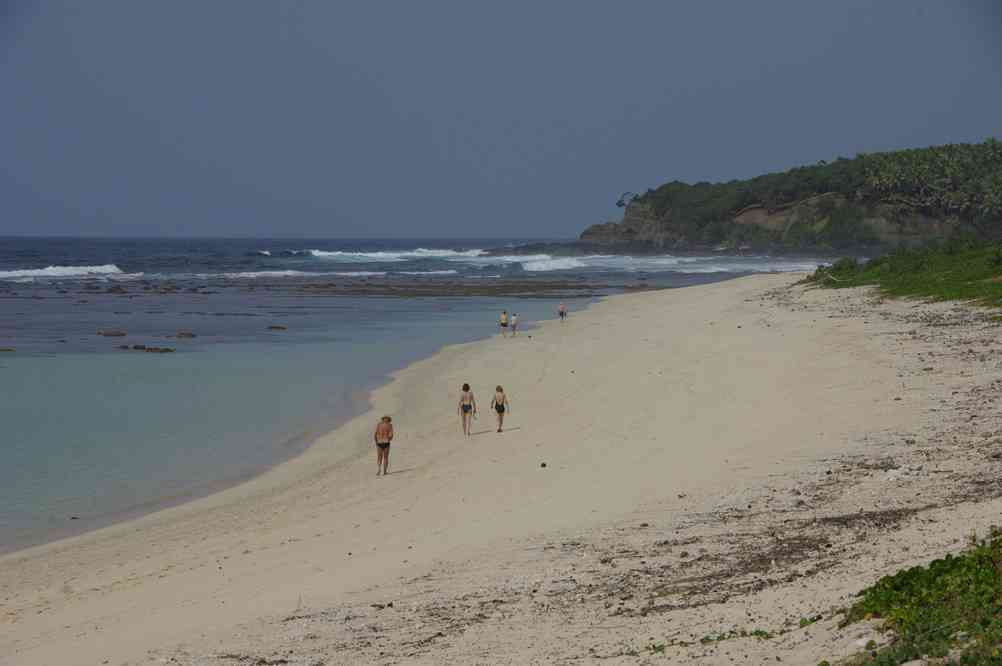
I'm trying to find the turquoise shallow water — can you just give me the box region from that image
[0,296,572,552]
[0,237,826,552]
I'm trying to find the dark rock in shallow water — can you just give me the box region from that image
[268,325,288,331]
[97,329,127,337]
[0,347,15,352]
[132,344,146,350]
[176,330,197,338]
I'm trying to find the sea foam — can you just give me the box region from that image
[308,248,486,262]
[520,257,587,271]
[0,264,126,280]
[398,270,459,276]
[209,270,387,279]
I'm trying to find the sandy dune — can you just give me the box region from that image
[3,273,1001,665]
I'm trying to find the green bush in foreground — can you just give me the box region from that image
[807,240,1002,307]
[838,530,1002,664]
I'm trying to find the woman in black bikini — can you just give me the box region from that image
[458,383,477,436]
[374,415,393,476]
[491,385,510,433]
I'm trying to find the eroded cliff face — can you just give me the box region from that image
[580,196,971,251]
[580,203,676,248]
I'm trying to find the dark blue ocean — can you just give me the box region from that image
[0,237,826,552]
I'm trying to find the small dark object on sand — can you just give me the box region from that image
[540,462,547,468]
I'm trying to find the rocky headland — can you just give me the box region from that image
[577,139,1002,254]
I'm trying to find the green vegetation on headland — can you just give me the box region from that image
[833,530,1002,665]
[807,239,1002,307]
[581,139,1002,251]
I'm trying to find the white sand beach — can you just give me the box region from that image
[4,273,1002,665]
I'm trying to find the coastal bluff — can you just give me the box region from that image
[580,195,967,251]
[581,138,1002,252]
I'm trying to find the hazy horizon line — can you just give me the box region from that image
[0,234,577,242]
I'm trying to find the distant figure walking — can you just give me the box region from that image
[458,383,477,436]
[374,416,394,476]
[558,302,568,322]
[511,313,519,336]
[499,310,509,337]
[491,385,510,433]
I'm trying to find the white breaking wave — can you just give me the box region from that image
[461,253,550,264]
[0,264,125,280]
[256,250,272,256]
[206,270,387,279]
[667,260,824,274]
[308,248,486,262]
[468,254,825,274]
[222,270,313,279]
[398,270,459,276]
[520,257,587,271]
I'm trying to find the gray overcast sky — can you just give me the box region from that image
[1,1,1000,239]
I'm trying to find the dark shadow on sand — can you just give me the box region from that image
[385,467,416,476]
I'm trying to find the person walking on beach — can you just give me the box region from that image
[491,385,510,433]
[458,383,477,436]
[499,310,509,337]
[558,302,568,322]
[374,415,394,476]
[510,313,519,336]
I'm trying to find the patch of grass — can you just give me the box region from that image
[800,614,823,628]
[837,529,1002,664]
[807,240,1002,306]
[699,627,775,644]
